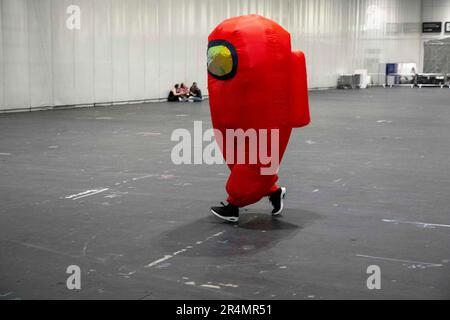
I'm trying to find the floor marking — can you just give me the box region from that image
[66,188,109,200]
[146,255,174,268]
[145,231,225,268]
[136,132,161,136]
[63,173,172,201]
[73,188,109,200]
[118,271,137,278]
[3,239,80,258]
[218,283,239,288]
[0,153,11,156]
[159,174,175,180]
[66,190,98,199]
[205,232,225,240]
[132,174,158,181]
[104,192,129,199]
[356,254,443,268]
[82,235,97,256]
[382,219,450,229]
[201,284,221,289]
[0,292,12,297]
[182,280,242,296]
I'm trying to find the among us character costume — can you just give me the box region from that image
[207,14,310,222]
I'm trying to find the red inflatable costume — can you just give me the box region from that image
[208,14,310,209]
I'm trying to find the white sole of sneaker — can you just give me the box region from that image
[211,209,239,223]
[272,187,287,217]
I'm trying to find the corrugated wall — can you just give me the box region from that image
[0,0,422,111]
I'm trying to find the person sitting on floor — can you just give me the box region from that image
[189,82,203,102]
[168,84,183,102]
[179,83,190,99]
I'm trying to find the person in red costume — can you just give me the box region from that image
[208,15,310,223]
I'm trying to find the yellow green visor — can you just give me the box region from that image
[207,40,238,80]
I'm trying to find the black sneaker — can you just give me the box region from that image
[269,187,287,216]
[211,202,239,223]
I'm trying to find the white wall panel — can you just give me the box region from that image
[2,0,29,110]
[423,0,450,23]
[128,0,146,101]
[93,0,113,103]
[52,0,76,106]
[73,0,95,105]
[111,0,130,102]
[172,0,187,89]
[28,0,52,109]
[420,0,450,72]
[143,0,160,99]
[0,0,424,110]
[0,0,4,110]
[158,0,174,99]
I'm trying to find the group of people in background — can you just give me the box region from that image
[168,82,203,102]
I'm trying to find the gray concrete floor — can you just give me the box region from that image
[0,87,449,300]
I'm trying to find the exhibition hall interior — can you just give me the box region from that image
[0,0,449,300]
